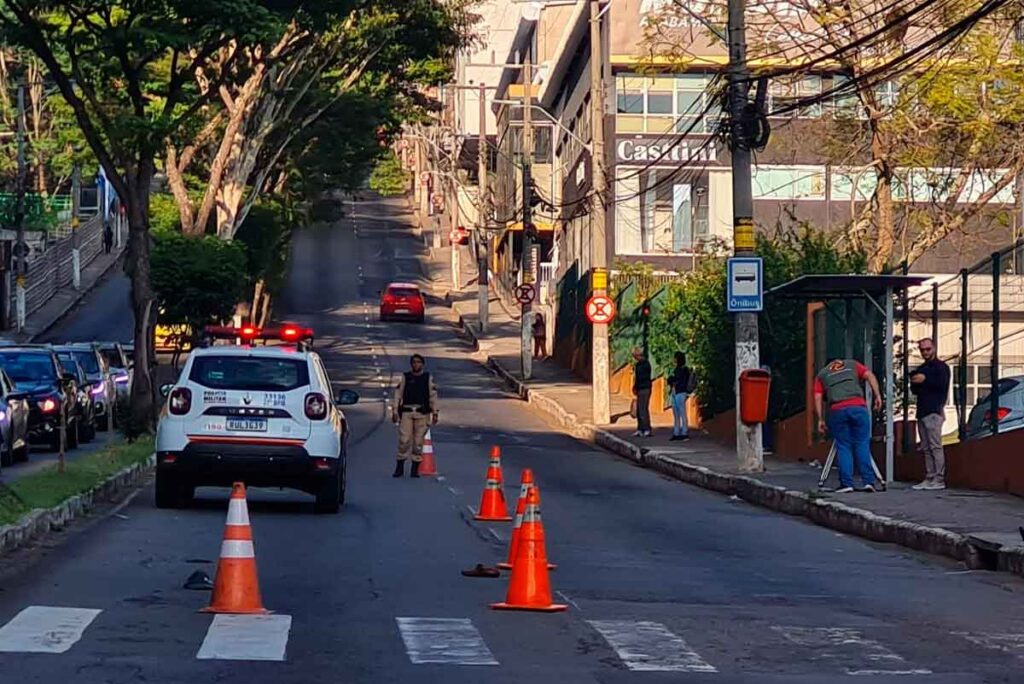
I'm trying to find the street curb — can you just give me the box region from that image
[0,454,154,557]
[26,252,125,343]
[450,308,999,573]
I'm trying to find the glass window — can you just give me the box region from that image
[617,76,645,114]
[752,167,826,199]
[770,76,822,118]
[0,352,57,386]
[190,356,310,392]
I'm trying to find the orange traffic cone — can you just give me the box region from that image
[488,445,504,486]
[474,459,512,522]
[499,470,556,571]
[419,429,438,477]
[492,484,566,612]
[202,483,268,614]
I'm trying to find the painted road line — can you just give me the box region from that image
[588,620,717,672]
[396,617,498,665]
[197,614,292,661]
[0,606,102,654]
[773,626,931,675]
[955,632,1024,657]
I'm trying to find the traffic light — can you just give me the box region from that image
[640,302,651,318]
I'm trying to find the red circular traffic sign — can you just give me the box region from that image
[515,284,536,305]
[586,295,616,324]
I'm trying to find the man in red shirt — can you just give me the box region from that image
[813,358,883,493]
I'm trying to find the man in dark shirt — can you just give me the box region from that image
[632,347,653,437]
[910,337,951,490]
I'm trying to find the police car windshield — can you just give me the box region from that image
[190,356,309,392]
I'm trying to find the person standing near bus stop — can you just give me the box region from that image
[814,358,882,493]
[910,337,951,490]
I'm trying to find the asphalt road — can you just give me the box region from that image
[0,195,1022,683]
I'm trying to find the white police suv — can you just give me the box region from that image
[155,324,358,513]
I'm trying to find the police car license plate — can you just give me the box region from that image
[226,418,268,432]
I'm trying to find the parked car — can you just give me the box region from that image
[53,344,116,430]
[0,346,80,451]
[58,357,98,444]
[97,341,132,404]
[379,282,426,323]
[965,375,1024,440]
[0,368,30,467]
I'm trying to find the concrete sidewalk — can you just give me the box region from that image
[12,247,124,343]
[426,238,1024,577]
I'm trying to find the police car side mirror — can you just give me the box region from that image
[335,389,359,405]
[159,383,173,398]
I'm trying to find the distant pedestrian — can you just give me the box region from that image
[392,354,439,478]
[103,220,114,254]
[814,358,882,493]
[668,351,693,441]
[632,347,653,437]
[910,337,951,490]
[531,312,547,360]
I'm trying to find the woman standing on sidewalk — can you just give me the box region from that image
[532,312,547,360]
[668,352,692,441]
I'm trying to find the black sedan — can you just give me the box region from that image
[0,347,80,452]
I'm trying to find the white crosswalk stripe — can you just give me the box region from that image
[772,626,931,676]
[396,617,498,665]
[0,606,102,654]
[588,619,717,672]
[196,614,292,661]
[954,632,1024,657]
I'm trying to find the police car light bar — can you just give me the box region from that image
[201,324,314,343]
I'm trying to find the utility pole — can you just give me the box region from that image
[590,0,611,425]
[521,57,534,380]
[445,86,461,292]
[728,0,763,471]
[71,163,81,290]
[477,83,490,334]
[14,84,28,332]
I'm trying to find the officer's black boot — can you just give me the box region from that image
[410,461,420,478]
[392,460,405,478]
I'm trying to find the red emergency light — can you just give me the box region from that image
[201,324,314,346]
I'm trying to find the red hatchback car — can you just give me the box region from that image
[380,283,426,323]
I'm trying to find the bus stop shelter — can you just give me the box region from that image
[766,274,928,484]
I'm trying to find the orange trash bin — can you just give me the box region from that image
[739,369,771,424]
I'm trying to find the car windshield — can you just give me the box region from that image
[190,356,309,392]
[389,288,420,298]
[70,351,101,375]
[101,348,125,368]
[57,356,84,382]
[0,352,56,384]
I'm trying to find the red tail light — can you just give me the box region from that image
[983,407,1011,423]
[305,392,328,420]
[169,387,192,415]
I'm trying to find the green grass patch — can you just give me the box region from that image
[0,437,154,527]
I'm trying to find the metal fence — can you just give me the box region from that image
[901,239,1024,443]
[13,213,106,325]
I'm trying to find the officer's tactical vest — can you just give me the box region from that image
[402,371,431,412]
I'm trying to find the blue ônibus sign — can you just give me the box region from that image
[727,257,763,313]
